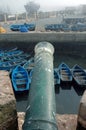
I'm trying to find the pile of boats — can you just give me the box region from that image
[0,48,86,92]
[54,62,86,87]
[0,47,31,71]
[45,24,71,32]
[11,62,86,92]
[0,47,34,92]
[10,23,36,32]
[45,23,86,32]
[12,62,86,92]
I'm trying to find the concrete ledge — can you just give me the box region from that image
[0,32,86,58]
[0,32,86,43]
[0,71,18,130]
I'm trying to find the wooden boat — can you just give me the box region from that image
[1,53,30,63]
[72,64,86,86]
[19,26,28,32]
[0,59,27,71]
[58,62,72,82]
[5,50,24,57]
[17,53,30,60]
[54,68,60,85]
[11,65,30,91]
[10,23,35,31]
[23,57,34,70]
[0,61,14,71]
[4,47,18,53]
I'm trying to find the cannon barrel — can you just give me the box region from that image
[23,41,58,130]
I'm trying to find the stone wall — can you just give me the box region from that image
[0,71,18,130]
[77,90,86,129]
[0,32,86,58]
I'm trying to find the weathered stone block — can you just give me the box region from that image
[77,90,86,128]
[0,71,18,130]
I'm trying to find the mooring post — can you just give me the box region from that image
[23,41,58,130]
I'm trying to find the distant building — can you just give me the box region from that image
[7,14,16,20]
[58,5,86,24]
[63,16,85,24]
[64,6,77,15]
[38,11,57,19]
[79,5,86,15]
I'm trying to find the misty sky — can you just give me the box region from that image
[1,0,86,13]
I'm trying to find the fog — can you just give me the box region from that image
[1,0,86,13]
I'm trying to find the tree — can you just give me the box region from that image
[24,1,40,18]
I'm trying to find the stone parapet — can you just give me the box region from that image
[0,71,18,130]
[77,90,86,128]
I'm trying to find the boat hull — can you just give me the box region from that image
[11,65,30,92]
[58,62,72,83]
[72,64,86,87]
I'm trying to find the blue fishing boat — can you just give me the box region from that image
[19,26,28,32]
[10,23,35,31]
[11,65,30,92]
[17,53,30,60]
[0,47,17,54]
[10,24,20,31]
[4,47,18,52]
[2,53,30,62]
[0,47,20,60]
[5,50,24,57]
[0,59,27,71]
[23,57,34,70]
[54,68,60,85]
[72,64,86,86]
[58,62,72,82]
[0,61,14,71]
[29,69,33,84]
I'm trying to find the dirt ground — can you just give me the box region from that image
[18,112,78,130]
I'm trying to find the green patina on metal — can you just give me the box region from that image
[23,41,58,130]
